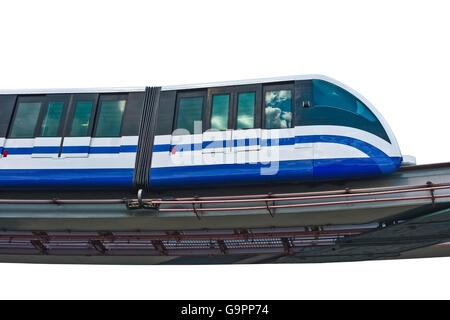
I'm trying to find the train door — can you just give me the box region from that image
[203,87,232,158]
[89,94,128,157]
[170,91,206,166]
[60,94,99,158]
[231,85,262,165]
[3,96,43,158]
[5,95,43,158]
[292,80,314,149]
[5,95,68,159]
[294,81,314,178]
[31,95,69,158]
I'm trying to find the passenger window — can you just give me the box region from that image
[176,96,203,134]
[40,101,64,137]
[69,101,93,137]
[95,100,126,137]
[265,90,292,129]
[210,94,229,130]
[236,92,255,129]
[9,102,42,138]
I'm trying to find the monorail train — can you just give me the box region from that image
[0,75,404,191]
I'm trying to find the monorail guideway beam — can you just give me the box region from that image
[1,163,450,230]
[1,180,450,231]
[0,163,450,263]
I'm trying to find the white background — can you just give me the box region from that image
[0,0,449,299]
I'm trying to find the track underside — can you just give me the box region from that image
[1,205,450,264]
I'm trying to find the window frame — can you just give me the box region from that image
[64,93,99,138]
[210,93,231,131]
[173,90,207,134]
[37,94,70,138]
[204,84,262,131]
[92,93,129,138]
[206,86,233,131]
[234,84,262,130]
[8,95,45,138]
[262,82,295,129]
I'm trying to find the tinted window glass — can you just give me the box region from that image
[95,100,126,137]
[40,101,64,137]
[237,92,255,129]
[265,90,292,129]
[69,101,93,137]
[298,80,390,142]
[176,96,203,134]
[356,100,376,122]
[210,94,229,130]
[312,80,376,122]
[10,102,42,138]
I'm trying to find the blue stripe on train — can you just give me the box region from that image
[150,159,313,188]
[5,147,36,155]
[31,146,60,153]
[0,168,134,188]
[0,157,402,189]
[296,135,397,174]
[149,157,402,188]
[152,135,390,155]
[61,146,90,153]
[153,137,295,153]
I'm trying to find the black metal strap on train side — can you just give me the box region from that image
[133,86,161,190]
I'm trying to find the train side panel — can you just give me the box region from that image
[0,92,144,189]
[148,78,402,189]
